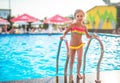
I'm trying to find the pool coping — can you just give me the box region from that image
[0,70,120,83]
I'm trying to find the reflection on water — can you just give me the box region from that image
[0,34,120,81]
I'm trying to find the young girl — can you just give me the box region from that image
[60,9,95,83]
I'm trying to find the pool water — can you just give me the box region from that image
[0,34,120,81]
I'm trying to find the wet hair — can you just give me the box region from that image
[74,9,85,17]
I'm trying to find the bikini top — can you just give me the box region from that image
[71,26,85,35]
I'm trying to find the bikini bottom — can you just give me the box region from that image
[69,43,85,50]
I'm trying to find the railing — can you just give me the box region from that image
[56,36,104,83]
[83,36,104,83]
[56,38,69,83]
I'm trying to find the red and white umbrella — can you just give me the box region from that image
[44,14,72,24]
[0,18,10,24]
[10,13,39,22]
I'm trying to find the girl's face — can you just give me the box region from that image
[75,12,84,22]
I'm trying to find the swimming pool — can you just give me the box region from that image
[0,34,120,82]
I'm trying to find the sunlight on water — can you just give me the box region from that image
[0,34,120,81]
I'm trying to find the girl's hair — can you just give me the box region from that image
[74,9,85,17]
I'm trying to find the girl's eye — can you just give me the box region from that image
[77,15,79,17]
[76,15,83,17]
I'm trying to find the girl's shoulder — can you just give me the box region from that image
[82,25,86,28]
[80,23,86,28]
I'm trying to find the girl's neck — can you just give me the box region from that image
[76,22,83,26]
[76,20,83,23]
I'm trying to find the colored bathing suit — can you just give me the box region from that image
[70,43,85,50]
[71,26,85,35]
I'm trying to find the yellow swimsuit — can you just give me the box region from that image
[70,26,85,50]
[70,43,85,50]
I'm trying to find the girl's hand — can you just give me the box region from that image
[92,33,99,38]
[60,35,65,40]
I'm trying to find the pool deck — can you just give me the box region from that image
[0,70,120,83]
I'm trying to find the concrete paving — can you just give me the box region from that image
[0,70,120,83]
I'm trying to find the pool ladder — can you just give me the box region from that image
[56,38,69,83]
[56,37,104,83]
[83,37,104,83]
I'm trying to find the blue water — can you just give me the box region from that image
[0,34,120,82]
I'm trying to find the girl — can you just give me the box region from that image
[60,9,95,83]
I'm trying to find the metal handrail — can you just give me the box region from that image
[83,36,104,83]
[56,38,69,83]
[56,36,104,83]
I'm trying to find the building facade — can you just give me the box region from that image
[0,9,11,19]
[85,5,120,33]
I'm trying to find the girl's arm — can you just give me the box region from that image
[84,26,92,38]
[60,24,73,39]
